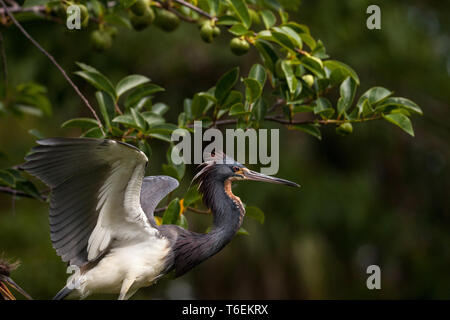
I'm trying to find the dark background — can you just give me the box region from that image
[0,0,449,299]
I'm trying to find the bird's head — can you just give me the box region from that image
[193,150,299,188]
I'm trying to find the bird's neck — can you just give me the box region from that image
[209,179,245,237]
[173,178,245,277]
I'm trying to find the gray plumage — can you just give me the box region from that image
[21,137,298,299]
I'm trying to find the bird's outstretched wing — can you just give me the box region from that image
[21,138,159,266]
[140,176,179,227]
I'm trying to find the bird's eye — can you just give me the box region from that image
[232,166,239,172]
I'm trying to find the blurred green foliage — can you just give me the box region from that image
[0,0,448,299]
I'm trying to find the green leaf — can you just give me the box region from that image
[141,112,165,127]
[192,94,208,118]
[255,40,278,73]
[270,30,296,52]
[260,9,276,29]
[324,60,360,85]
[0,169,15,187]
[81,127,104,138]
[151,102,170,115]
[299,55,325,78]
[61,118,99,130]
[237,227,250,236]
[356,87,393,116]
[16,180,42,200]
[281,61,297,95]
[74,70,116,100]
[116,75,151,98]
[28,129,45,139]
[382,113,415,136]
[215,67,239,104]
[95,91,115,130]
[112,114,140,129]
[292,123,322,140]
[245,206,265,224]
[314,97,334,118]
[273,26,302,49]
[243,78,262,103]
[131,108,148,131]
[177,214,189,229]
[183,189,201,209]
[375,97,423,115]
[149,133,172,142]
[124,84,165,109]
[229,103,250,116]
[227,0,251,29]
[228,23,249,36]
[162,198,181,225]
[221,90,243,110]
[249,63,267,87]
[337,77,357,116]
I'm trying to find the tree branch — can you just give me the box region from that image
[0,186,47,201]
[172,0,214,20]
[0,0,105,135]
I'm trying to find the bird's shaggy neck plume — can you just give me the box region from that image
[172,163,245,277]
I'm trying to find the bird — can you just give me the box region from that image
[21,137,299,300]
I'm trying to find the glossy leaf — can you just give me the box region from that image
[95,91,115,130]
[116,75,151,98]
[246,206,265,224]
[260,9,276,29]
[243,78,262,103]
[61,118,99,130]
[249,63,267,87]
[281,61,297,95]
[292,123,322,140]
[0,169,15,187]
[324,60,360,85]
[131,108,148,131]
[229,103,249,116]
[383,113,415,136]
[337,77,357,116]
[215,67,239,104]
[228,23,249,36]
[74,70,116,99]
[227,0,251,29]
[375,97,423,115]
[162,198,181,225]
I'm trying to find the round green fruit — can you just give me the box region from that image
[200,22,214,43]
[154,9,180,32]
[130,0,149,16]
[302,74,315,87]
[230,37,250,56]
[336,122,353,136]
[212,26,221,37]
[90,30,112,51]
[130,7,155,31]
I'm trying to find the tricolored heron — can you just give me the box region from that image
[21,138,299,300]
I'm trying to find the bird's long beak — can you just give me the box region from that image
[241,168,300,187]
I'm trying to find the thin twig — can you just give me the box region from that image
[173,0,214,20]
[0,0,105,135]
[0,186,47,201]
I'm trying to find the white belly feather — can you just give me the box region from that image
[71,236,170,299]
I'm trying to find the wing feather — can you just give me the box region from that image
[22,138,154,266]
